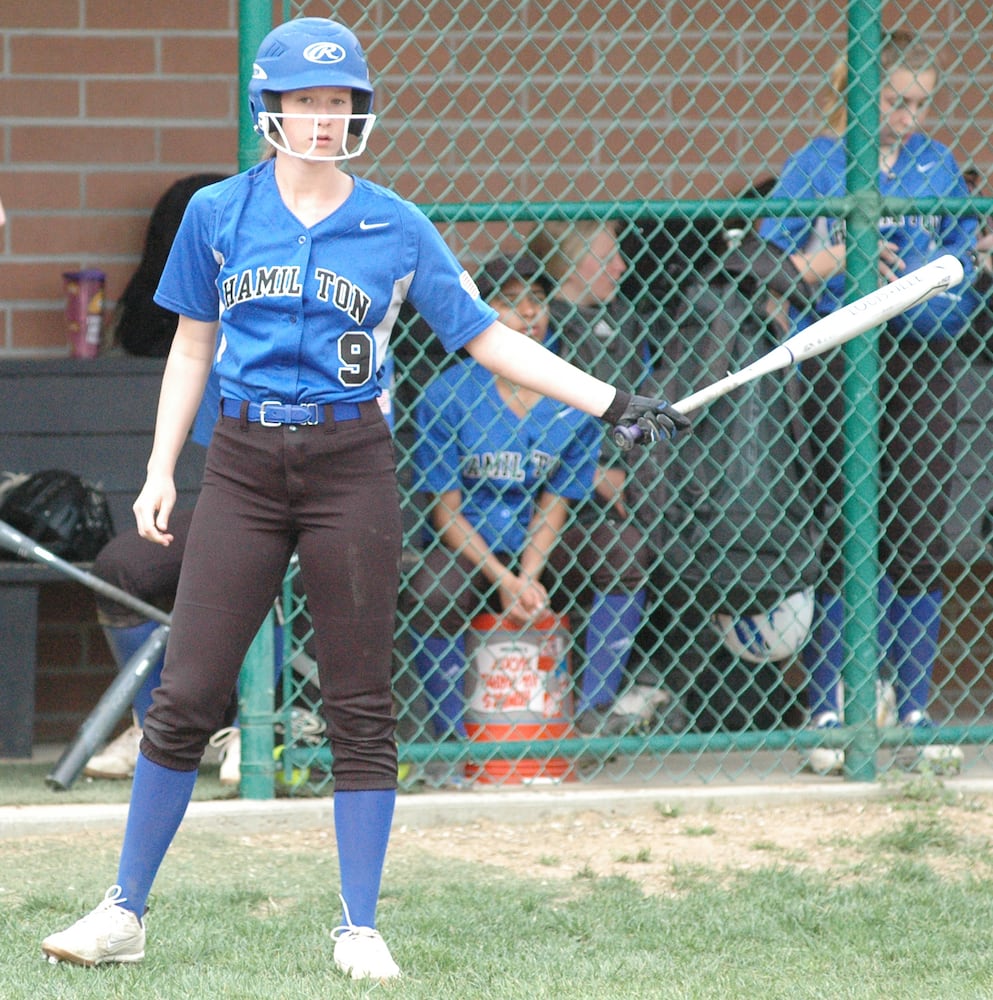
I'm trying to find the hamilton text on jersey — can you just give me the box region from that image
[463,449,560,483]
[220,265,372,325]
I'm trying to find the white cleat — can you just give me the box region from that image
[83,723,142,780]
[209,726,242,786]
[331,898,400,982]
[41,886,145,967]
[802,711,844,775]
[898,710,964,774]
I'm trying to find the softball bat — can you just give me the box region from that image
[613,253,965,448]
[45,623,170,790]
[0,517,171,625]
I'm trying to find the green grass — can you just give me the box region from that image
[3,811,993,997]
[0,757,240,807]
[4,762,993,998]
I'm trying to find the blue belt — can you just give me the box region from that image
[221,398,362,426]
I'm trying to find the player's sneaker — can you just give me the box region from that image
[575,702,642,736]
[612,685,668,729]
[802,711,844,775]
[331,911,401,982]
[876,679,898,728]
[896,710,964,774]
[208,726,241,786]
[275,706,327,745]
[41,885,145,967]
[612,684,690,733]
[83,724,142,780]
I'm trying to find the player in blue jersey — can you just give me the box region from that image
[41,16,688,983]
[408,252,648,748]
[759,28,977,775]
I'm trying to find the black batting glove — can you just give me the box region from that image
[602,390,691,451]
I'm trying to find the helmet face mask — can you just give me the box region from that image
[249,18,376,162]
[257,107,377,162]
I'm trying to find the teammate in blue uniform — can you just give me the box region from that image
[408,252,648,745]
[759,28,977,774]
[41,17,687,982]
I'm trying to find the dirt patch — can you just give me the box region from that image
[373,792,993,895]
[14,787,993,900]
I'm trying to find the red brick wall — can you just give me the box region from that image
[34,582,116,743]
[2,1,991,357]
[0,1,245,356]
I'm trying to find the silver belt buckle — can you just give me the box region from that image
[259,400,283,426]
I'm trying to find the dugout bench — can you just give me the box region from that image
[0,562,87,757]
[0,356,203,757]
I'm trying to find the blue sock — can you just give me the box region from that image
[578,590,646,713]
[413,633,467,739]
[886,583,942,721]
[335,789,396,928]
[115,753,197,919]
[804,592,844,718]
[103,622,164,726]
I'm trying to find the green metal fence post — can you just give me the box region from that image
[841,5,883,781]
[237,0,272,172]
[231,0,276,800]
[239,610,276,799]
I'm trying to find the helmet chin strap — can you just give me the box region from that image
[258,112,376,162]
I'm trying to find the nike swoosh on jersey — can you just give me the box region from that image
[359,220,389,230]
[915,162,939,173]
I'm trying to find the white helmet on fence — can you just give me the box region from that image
[710,588,815,663]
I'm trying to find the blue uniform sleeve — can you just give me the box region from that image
[758,139,842,255]
[889,149,979,340]
[154,187,224,322]
[403,211,498,353]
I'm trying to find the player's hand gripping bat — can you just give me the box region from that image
[613,254,966,449]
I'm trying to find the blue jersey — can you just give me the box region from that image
[154,161,497,405]
[759,133,978,339]
[414,359,601,556]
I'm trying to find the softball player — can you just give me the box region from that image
[759,28,978,774]
[41,16,687,983]
[408,253,648,744]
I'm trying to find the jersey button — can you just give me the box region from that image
[298,235,307,245]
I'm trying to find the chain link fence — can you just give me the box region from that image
[239,0,993,795]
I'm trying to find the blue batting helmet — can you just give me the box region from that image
[248,18,375,144]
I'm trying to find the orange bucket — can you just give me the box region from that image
[463,612,575,784]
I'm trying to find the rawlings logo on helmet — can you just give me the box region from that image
[303,42,346,65]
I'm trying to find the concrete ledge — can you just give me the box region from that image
[5,777,993,840]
